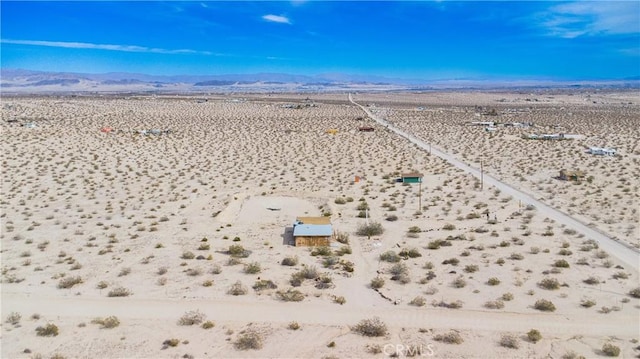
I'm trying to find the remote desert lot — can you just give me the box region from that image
[1,91,639,359]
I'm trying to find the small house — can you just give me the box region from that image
[292,217,332,247]
[588,147,616,156]
[559,170,585,182]
[401,172,423,184]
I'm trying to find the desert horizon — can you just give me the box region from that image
[1,89,639,359]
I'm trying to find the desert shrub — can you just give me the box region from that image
[487,277,501,286]
[408,226,422,234]
[334,197,346,205]
[35,323,59,336]
[58,276,82,289]
[530,247,540,254]
[509,253,524,260]
[299,266,319,279]
[500,334,520,349]
[91,316,120,329]
[583,276,600,285]
[288,321,300,330]
[580,299,596,308]
[612,271,628,280]
[558,249,573,256]
[442,223,456,231]
[356,222,384,237]
[399,248,422,258]
[379,250,401,263]
[442,258,459,266]
[452,276,466,288]
[228,245,250,258]
[243,262,261,274]
[554,259,570,268]
[311,246,332,257]
[433,331,463,344]
[432,300,463,309]
[527,329,542,343]
[538,277,560,290]
[186,267,202,276]
[352,317,387,337]
[334,246,352,257]
[385,214,398,222]
[276,289,305,302]
[389,263,408,276]
[202,320,215,329]
[5,312,21,325]
[409,296,426,307]
[484,300,505,309]
[427,240,442,250]
[107,286,131,297]
[534,299,556,312]
[227,281,248,296]
[178,310,205,326]
[234,329,263,350]
[595,250,609,259]
[163,338,180,347]
[370,277,385,289]
[335,232,349,244]
[502,292,514,301]
[602,343,620,357]
[628,287,640,298]
[252,279,277,292]
[281,256,298,266]
[315,274,333,289]
[181,251,195,260]
[464,264,479,273]
[210,264,222,274]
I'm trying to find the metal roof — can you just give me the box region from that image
[293,224,333,237]
[296,216,331,225]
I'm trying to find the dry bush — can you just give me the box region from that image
[243,262,261,274]
[202,321,215,329]
[398,247,421,258]
[35,323,59,336]
[432,300,463,309]
[370,277,385,289]
[554,259,570,268]
[356,222,384,237]
[452,276,466,288]
[281,256,298,266]
[409,296,426,307]
[163,338,180,347]
[464,264,479,273]
[5,312,21,325]
[500,334,520,349]
[527,329,542,343]
[581,299,596,308]
[276,289,305,302]
[352,317,387,337]
[227,281,248,296]
[178,310,205,326]
[288,321,300,330]
[487,277,501,286]
[228,245,250,258]
[484,300,505,309]
[534,299,556,312]
[379,250,401,263]
[91,316,120,329]
[601,343,620,357]
[583,276,600,285]
[107,286,131,297]
[252,279,277,292]
[629,287,640,298]
[433,331,463,344]
[538,277,560,290]
[57,276,82,289]
[502,293,514,301]
[234,329,263,350]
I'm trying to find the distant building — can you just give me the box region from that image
[401,172,423,184]
[292,217,332,247]
[588,147,616,156]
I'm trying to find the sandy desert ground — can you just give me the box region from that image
[1,91,639,359]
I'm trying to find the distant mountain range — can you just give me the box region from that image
[1,68,638,93]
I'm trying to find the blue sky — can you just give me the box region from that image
[1,1,639,80]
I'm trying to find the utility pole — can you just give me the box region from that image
[480,161,484,191]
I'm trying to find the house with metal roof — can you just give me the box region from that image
[292,217,332,247]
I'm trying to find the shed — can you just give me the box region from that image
[293,217,332,247]
[401,172,423,184]
[588,147,616,156]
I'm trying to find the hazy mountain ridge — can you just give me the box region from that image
[1,68,638,93]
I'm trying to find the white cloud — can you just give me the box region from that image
[262,14,291,24]
[1,39,213,55]
[539,1,640,38]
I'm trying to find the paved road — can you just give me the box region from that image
[348,94,639,272]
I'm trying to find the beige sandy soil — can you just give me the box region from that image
[1,93,639,359]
